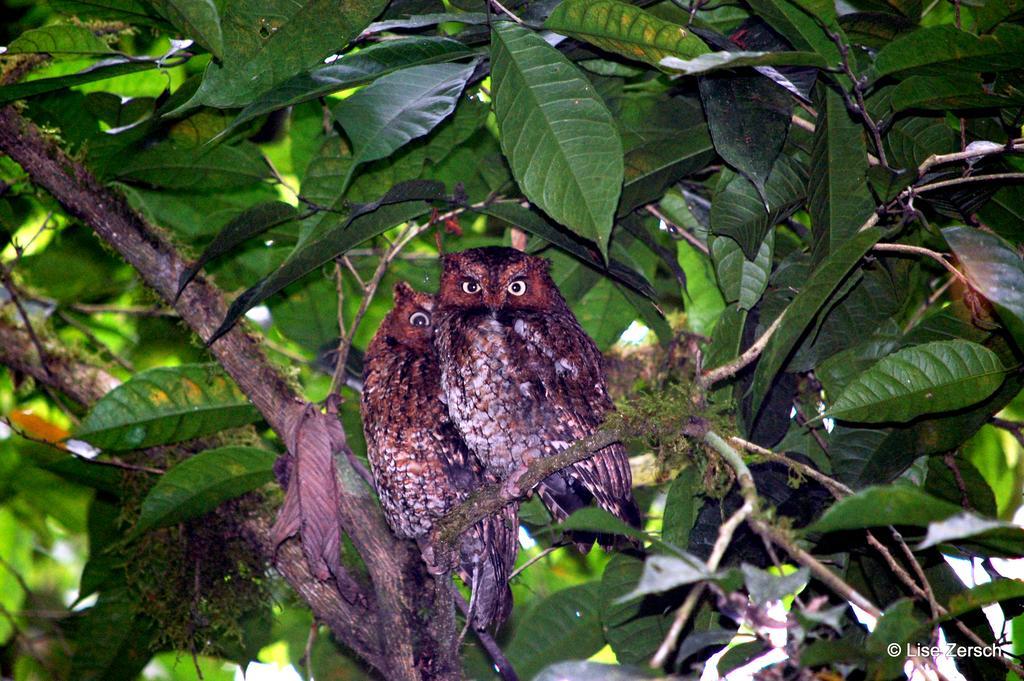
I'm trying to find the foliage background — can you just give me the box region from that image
[1,0,1024,678]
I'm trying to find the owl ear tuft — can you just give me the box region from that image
[393,281,415,301]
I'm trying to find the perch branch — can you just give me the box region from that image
[0,105,460,680]
[871,243,970,289]
[698,312,785,388]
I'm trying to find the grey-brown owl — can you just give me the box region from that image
[433,247,641,548]
[361,281,518,630]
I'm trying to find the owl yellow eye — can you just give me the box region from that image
[507,280,527,296]
[409,311,430,327]
[461,280,481,294]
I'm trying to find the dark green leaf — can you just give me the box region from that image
[150,0,223,58]
[600,554,672,664]
[944,580,1024,620]
[874,24,1024,79]
[808,485,962,533]
[890,74,1024,111]
[178,0,388,110]
[809,86,875,262]
[116,143,269,190]
[332,62,475,193]
[827,340,1005,422]
[5,25,114,56]
[219,38,476,139]
[132,446,276,537]
[69,588,157,681]
[491,22,624,257]
[177,201,299,298]
[866,600,924,679]
[699,71,792,203]
[917,512,1020,550]
[0,59,158,104]
[742,564,809,604]
[710,154,806,261]
[505,583,606,680]
[544,0,709,69]
[749,227,883,415]
[618,554,711,600]
[711,231,773,310]
[74,364,261,450]
[884,116,957,171]
[662,466,702,549]
[211,182,444,342]
[744,0,844,80]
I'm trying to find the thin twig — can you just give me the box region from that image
[913,172,1024,195]
[0,416,164,474]
[872,243,971,288]
[0,261,53,378]
[69,303,178,317]
[698,312,785,388]
[727,436,853,499]
[509,546,559,581]
[918,141,1024,177]
[490,0,525,24]
[650,501,752,668]
[56,310,134,372]
[454,594,518,681]
[828,31,890,169]
[645,204,709,255]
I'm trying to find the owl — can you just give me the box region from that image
[433,247,641,548]
[361,281,518,630]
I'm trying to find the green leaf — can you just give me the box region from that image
[332,62,475,194]
[544,0,709,69]
[505,583,606,680]
[211,182,445,342]
[884,115,957,171]
[866,600,924,679]
[917,512,1020,550]
[132,446,276,537]
[944,580,1024,620]
[710,154,807,260]
[874,24,1024,79]
[116,143,270,190]
[676,239,726,336]
[177,201,299,298]
[711,231,773,310]
[491,22,624,257]
[219,38,476,140]
[662,466,703,549]
[661,50,826,74]
[601,555,672,664]
[809,86,875,262]
[749,227,883,415]
[178,0,389,110]
[617,554,712,600]
[808,485,963,533]
[5,25,114,56]
[827,340,1005,423]
[151,0,223,58]
[699,72,791,204]
[74,364,261,450]
[890,74,1024,111]
[0,59,158,104]
[744,0,844,79]
[69,588,157,681]
[943,226,1024,348]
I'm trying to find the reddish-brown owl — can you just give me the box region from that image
[361,281,518,629]
[433,247,641,547]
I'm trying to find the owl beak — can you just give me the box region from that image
[483,290,502,311]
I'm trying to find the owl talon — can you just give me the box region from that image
[501,466,531,499]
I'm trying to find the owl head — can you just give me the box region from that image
[437,247,564,314]
[372,281,434,353]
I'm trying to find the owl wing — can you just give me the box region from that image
[509,313,641,534]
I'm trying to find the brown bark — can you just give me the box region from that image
[0,106,459,680]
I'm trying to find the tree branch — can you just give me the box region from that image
[0,105,459,680]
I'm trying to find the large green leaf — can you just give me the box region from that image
[150,0,223,58]
[219,38,476,140]
[5,25,114,56]
[600,554,672,665]
[749,227,883,415]
[709,154,806,260]
[490,22,623,257]
[0,59,159,104]
[211,182,445,342]
[115,142,270,190]
[711,231,773,310]
[544,0,709,69]
[874,24,1024,79]
[890,74,1024,111]
[505,583,606,680]
[699,71,792,203]
[826,340,1006,422]
[809,86,875,262]
[132,446,277,537]
[807,485,962,533]
[178,0,389,110]
[744,0,844,80]
[332,62,475,194]
[74,364,261,450]
[943,226,1024,348]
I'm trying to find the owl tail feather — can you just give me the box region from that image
[536,473,618,553]
[458,506,518,630]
